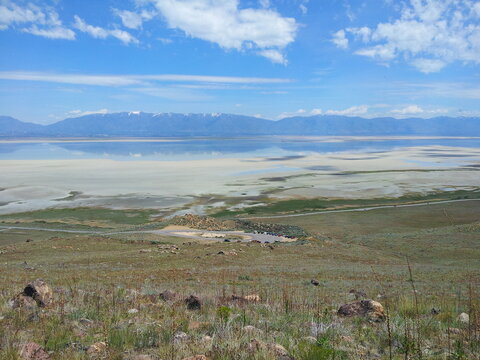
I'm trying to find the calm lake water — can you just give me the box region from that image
[1,137,480,161]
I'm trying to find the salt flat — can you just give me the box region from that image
[1,141,479,215]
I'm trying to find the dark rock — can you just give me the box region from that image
[10,279,53,309]
[431,307,441,315]
[185,295,202,310]
[23,279,53,307]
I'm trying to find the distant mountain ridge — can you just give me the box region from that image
[1,112,479,137]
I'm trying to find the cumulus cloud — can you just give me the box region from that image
[335,0,480,72]
[0,0,75,39]
[390,105,448,115]
[325,105,369,116]
[145,0,298,63]
[391,105,424,114]
[112,8,156,29]
[73,15,138,44]
[331,29,348,49]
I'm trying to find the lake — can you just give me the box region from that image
[1,136,480,161]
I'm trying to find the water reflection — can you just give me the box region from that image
[0,137,479,160]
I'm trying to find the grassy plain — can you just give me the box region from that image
[0,195,479,359]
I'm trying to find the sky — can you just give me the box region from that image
[0,0,480,124]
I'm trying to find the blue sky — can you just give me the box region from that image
[0,0,479,124]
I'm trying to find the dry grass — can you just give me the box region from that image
[0,201,479,359]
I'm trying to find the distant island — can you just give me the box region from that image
[1,112,480,137]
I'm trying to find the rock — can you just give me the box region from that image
[431,307,441,315]
[86,342,107,357]
[20,342,50,360]
[159,290,178,301]
[9,294,37,309]
[173,331,189,344]
[185,295,202,310]
[182,356,208,360]
[268,343,289,356]
[128,308,139,314]
[310,279,319,286]
[457,312,469,324]
[337,299,385,322]
[12,279,53,308]
[201,335,213,344]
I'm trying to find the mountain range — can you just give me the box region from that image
[1,112,479,137]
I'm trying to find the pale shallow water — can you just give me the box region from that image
[1,137,480,161]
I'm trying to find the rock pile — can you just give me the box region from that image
[10,279,53,309]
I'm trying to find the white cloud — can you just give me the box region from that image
[299,4,307,15]
[22,24,75,39]
[325,105,369,116]
[112,8,156,29]
[0,0,75,39]
[145,0,298,63]
[0,71,144,86]
[347,26,371,42]
[391,105,424,114]
[474,2,480,17]
[158,37,172,44]
[0,71,292,86]
[66,109,109,117]
[277,108,308,119]
[411,58,446,73]
[299,0,309,15]
[73,16,138,45]
[390,104,449,116]
[331,29,348,49]
[337,0,480,72]
[257,49,286,64]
